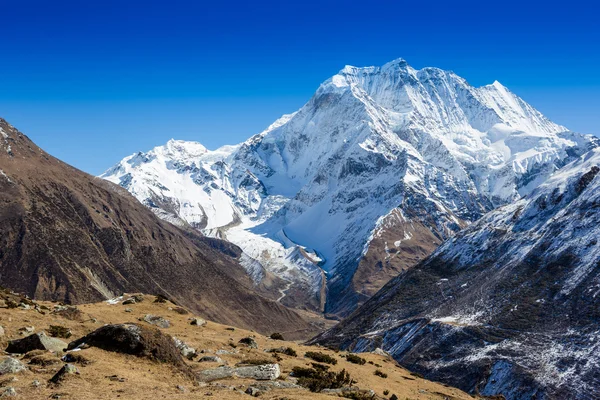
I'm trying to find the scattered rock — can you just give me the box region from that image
[190,318,207,327]
[0,358,26,375]
[172,307,189,315]
[18,303,31,310]
[122,298,136,305]
[66,324,192,376]
[18,326,34,334]
[245,386,261,397]
[6,332,67,354]
[32,380,40,387]
[198,356,223,363]
[173,337,196,359]
[106,375,126,382]
[141,314,170,329]
[153,294,168,303]
[0,387,16,397]
[125,308,133,313]
[176,385,186,393]
[238,337,258,349]
[48,364,79,385]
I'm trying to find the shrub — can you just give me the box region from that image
[374,369,388,378]
[292,366,353,392]
[390,395,399,400]
[305,351,337,365]
[383,389,389,395]
[48,325,72,339]
[270,332,285,340]
[346,353,366,365]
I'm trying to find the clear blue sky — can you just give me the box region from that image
[1,0,598,175]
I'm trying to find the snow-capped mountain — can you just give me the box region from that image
[101,58,598,315]
[312,147,600,399]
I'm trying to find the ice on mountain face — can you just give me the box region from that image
[101,58,598,315]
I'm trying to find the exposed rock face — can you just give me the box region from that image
[6,332,67,354]
[0,118,313,337]
[142,314,170,329]
[312,148,600,399]
[102,59,599,316]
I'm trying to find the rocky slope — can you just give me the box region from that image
[0,289,477,399]
[102,58,599,316]
[0,118,316,338]
[311,148,600,399]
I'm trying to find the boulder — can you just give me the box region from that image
[0,387,16,397]
[6,332,67,354]
[190,318,206,327]
[196,364,280,382]
[142,314,170,329]
[67,324,191,376]
[238,337,258,349]
[0,358,26,375]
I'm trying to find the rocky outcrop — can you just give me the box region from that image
[6,332,67,354]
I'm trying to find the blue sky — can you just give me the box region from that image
[0,0,598,175]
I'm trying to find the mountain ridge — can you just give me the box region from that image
[102,58,599,316]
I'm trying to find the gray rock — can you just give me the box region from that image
[197,364,280,382]
[173,337,196,359]
[142,314,170,329]
[196,366,234,382]
[0,358,26,375]
[234,364,280,380]
[245,387,261,396]
[198,356,223,363]
[190,318,207,327]
[0,387,16,397]
[122,298,136,305]
[48,364,79,384]
[18,326,34,334]
[0,326,4,337]
[6,332,67,354]
[124,308,133,313]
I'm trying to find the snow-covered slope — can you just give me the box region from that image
[101,58,598,315]
[312,147,600,399]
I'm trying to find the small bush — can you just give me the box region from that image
[292,366,353,392]
[225,327,235,331]
[172,307,189,315]
[270,332,285,340]
[305,351,337,365]
[283,347,297,357]
[390,395,399,400]
[346,353,366,365]
[374,369,388,378]
[48,325,72,339]
[383,389,389,395]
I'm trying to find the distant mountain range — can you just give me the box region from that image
[102,58,598,318]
